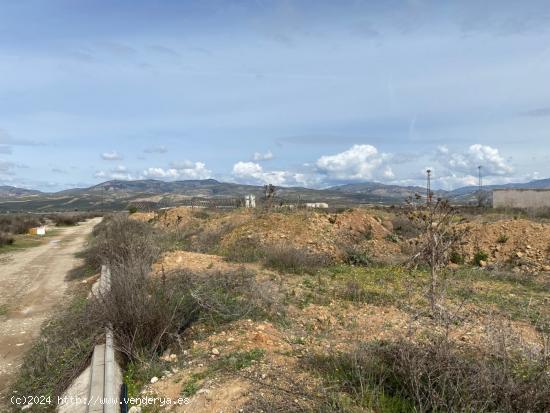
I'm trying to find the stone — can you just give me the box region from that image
[211,348,220,356]
[129,407,142,413]
[150,376,159,384]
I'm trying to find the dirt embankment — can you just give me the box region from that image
[461,219,550,273]
[140,207,402,262]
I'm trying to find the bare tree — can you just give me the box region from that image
[407,195,466,316]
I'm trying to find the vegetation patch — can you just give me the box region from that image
[309,336,549,413]
[11,295,101,412]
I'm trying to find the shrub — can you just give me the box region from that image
[450,251,465,265]
[497,234,509,244]
[224,236,265,263]
[473,250,489,266]
[340,245,371,266]
[0,232,14,246]
[12,296,101,406]
[309,336,550,413]
[83,214,163,270]
[262,243,331,274]
[392,215,421,239]
[0,214,44,234]
[128,206,138,214]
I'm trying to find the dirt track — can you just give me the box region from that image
[0,218,100,401]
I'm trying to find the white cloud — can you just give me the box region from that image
[252,150,274,161]
[316,144,393,182]
[436,144,512,176]
[94,165,135,181]
[101,151,123,161]
[142,161,211,180]
[232,161,311,186]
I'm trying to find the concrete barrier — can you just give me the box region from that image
[58,266,123,413]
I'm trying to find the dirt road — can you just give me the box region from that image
[0,218,100,400]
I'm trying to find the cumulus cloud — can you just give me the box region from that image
[315,144,394,182]
[232,161,311,186]
[436,144,512,176]
[142,161,211,180]
[94,165,135,180]
[101,151,123,161]
[252,150,274,161]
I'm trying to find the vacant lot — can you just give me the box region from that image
[10,208,550,412]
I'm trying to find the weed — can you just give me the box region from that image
[385,233,400,243]
[262,243,331,274]
[215,348,265,371]
[497,234,509,244]
[473,250,489,266]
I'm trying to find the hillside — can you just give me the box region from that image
[0,177,549,212]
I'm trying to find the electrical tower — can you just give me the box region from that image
[426,169,432,205]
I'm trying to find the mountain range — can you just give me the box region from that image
[0,178,549,212]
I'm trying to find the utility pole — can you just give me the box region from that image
[426,169,432,205]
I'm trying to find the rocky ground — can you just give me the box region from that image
[124,208,550,413]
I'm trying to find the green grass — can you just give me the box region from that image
[0,304,8,316]
[311,264,549,326]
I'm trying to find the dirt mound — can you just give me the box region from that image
[219,209,401,261]
[462,218,550,273]
[128,212,155,222]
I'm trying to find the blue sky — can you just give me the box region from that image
[1,0,549,191]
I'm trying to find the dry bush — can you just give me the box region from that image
[12,296,101,408]
[91,264,280,358]
[83,214,163,270]
[0,213,44,234]
[262,242,332,274]
[391,214,421,239]
[90,259,198,358]
[190,221,238,253]
[0,231,14,246]
[223,236,265,263]
[406,197,467,314]
[310,334,550,413]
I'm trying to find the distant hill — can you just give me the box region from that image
[0,186,43,197]
[0,177,549,212]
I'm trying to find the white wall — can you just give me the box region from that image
[493,189,550,209]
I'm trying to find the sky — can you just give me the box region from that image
[1,0,550,192]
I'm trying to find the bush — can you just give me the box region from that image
[128,206,138,214]
[224,236,265,263]
[12,296,100,407]
[450,251,465,265]
[0,214,44,234]
[341,245,371,266]
[392,215,421,239]
[310,336,550,413]
[83,214,163,270]
[262,243,331,274]
[497,234,509,244]
[0,232,14,246]
[473,250,489,266]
